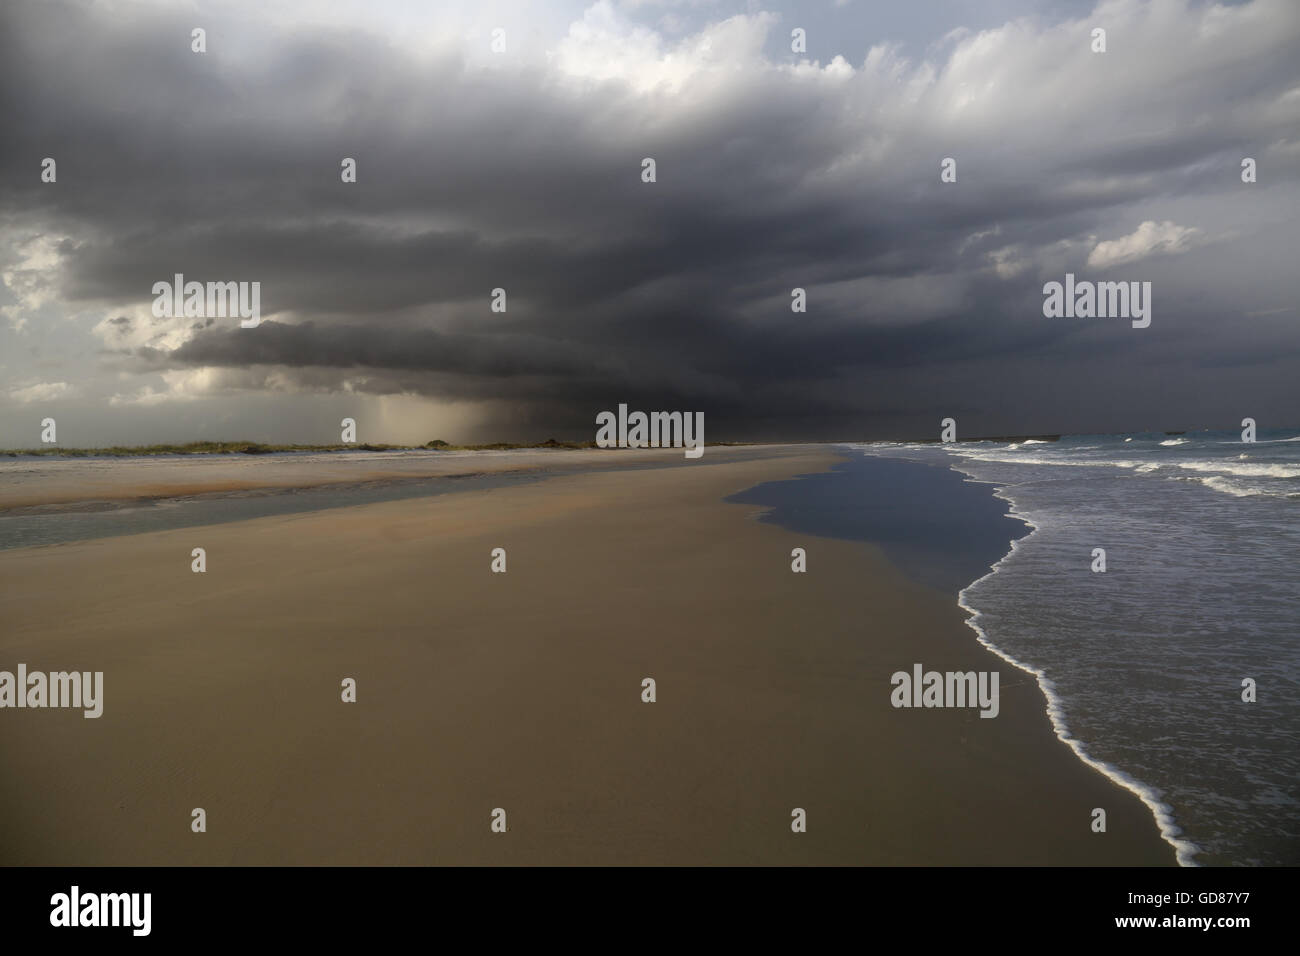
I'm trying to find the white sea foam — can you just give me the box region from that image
[940,447,1300,483]
[1217,435,1300,444]
[1175,460,1300,478]
[950,478,1202,867]
[1197,476,1256,497]
[950,450,1141,468]
[1193,475,1295,499]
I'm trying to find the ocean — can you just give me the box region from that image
[846,430,1300,866]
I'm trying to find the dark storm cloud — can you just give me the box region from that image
[2,0,1298,439]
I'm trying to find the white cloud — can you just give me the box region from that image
[957,224,1001,254]
[554,2,776,93]
[1,234,68,332]
[92,306,205,353]
[987,245,1031,279]
[8,381,77,404]
[1087,220,1205,269]
[109,368,248,406]
[107,385,171,407]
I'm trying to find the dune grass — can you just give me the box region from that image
[1,439,599,457]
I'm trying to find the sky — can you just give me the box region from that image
[1,0,1297,446]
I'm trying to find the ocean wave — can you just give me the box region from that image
[1175,460,1300,478]
[1194,475,1298,499]
[949,450,1141,468]
[1003,440,1050,450]
[1197,477,1259,498]
[1159,438,1189,446]
[1216,435,1300,444]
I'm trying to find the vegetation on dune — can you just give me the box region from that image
[1,439,600,457]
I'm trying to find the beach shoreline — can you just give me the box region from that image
[0,445,809,513]
[0,446,1175,865]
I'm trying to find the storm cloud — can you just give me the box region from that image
[2,0,1297,444]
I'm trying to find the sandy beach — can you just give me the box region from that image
[0,447,1174,865]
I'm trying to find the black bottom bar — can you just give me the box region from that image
[1,865,1286,942]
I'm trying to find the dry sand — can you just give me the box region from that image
[0,447,1174,864]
